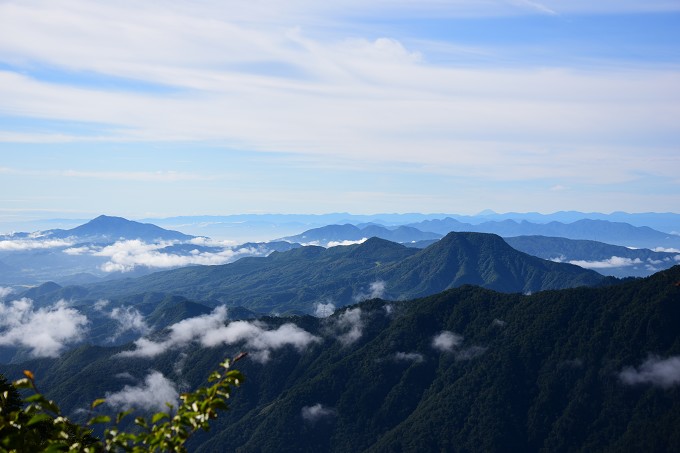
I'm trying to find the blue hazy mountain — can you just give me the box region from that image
[47,215,195,242]
[0,216,297,286]
[280,223,442,246]
[407,218,680,249]
[505,235,679,277]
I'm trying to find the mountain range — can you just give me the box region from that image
[0,215,299,285]
[3,265,679,452]
[406,218,680,250]
[280,223,442,246]
[505,236,680,278]
[22,232,608,316]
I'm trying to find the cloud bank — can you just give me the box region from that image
[619,355,680,388]
[0,298,88,357]
[0,238,73,251]
[564,256,643,269]
[106,371,179,413]
[119,306,320,363]
[64,239,268,272]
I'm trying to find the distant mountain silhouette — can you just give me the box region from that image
[408,218,680,249]
[49,215,194,242]
[280,223,441,246]
[505,235,680,277]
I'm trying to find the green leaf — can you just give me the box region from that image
[116,409,133,423]
[24,394,46,403]
[26,413,53,426]
[151,412,168,424]
[87,415,111,425]
[43,443,69,453]
[91,398,106,409]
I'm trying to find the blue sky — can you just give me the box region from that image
[0,0,678,221]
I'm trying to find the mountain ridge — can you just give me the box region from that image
[30,232,608,314]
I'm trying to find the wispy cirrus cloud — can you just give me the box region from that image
[0,166,208,182]
[0,0,678,216]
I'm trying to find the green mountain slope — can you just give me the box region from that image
[4,266,679,452]
[39,233,606,314]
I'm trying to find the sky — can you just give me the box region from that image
[0,0,679,221]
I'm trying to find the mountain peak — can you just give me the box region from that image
[58,215,194,242]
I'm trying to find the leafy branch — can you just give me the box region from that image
[0,353,247,452]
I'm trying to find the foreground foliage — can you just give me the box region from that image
[0,354,245,452]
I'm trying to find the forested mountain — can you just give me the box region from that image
[30,232,607,315]
[4,265,679,452]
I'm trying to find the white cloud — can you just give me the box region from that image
[653,247,680,253]
[85,239,262,272]
[201,321,321,363]
[394,352,424,363]
[0,238,73,251]
[119,306,228,358]
[432,331,463,352]
[0,287,14,299]
[334,308,364,346]
[119,306,320,363]
[567,256,643,269]
[63,245,94,255]
[353,280,387,302]
[619,355,680,388]
[327,238,368,248]
[0,1,677,192]
[0,298,88,357]
[107,306,150,341]
[301,403,336,423]
[314,301,336,318]
[93,299,110,311]
[106,371,179,413]
[491,319,506,327]
[432,330,486,360]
